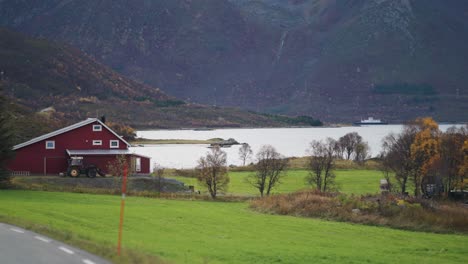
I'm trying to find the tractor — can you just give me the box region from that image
[67,156,104,178]
[421,175,444,198]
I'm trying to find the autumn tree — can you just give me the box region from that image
[410,117,441,196]
[106,121,136,141]
[305,138,337,192]
[248,145,288,196]
[459,139,468,189]
[196,146,229,199]
[238,143,253,166]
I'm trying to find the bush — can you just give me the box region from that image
[250,190,468,233]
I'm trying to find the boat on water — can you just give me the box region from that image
[354,117,388,125]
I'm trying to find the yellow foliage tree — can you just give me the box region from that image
[410,117,441,196]
[459,140,468,190]
[106,122,136,141]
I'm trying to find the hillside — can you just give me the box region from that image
[0,28,319,137]
[0,0,467,122]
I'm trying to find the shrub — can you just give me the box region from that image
[250,190,468,233]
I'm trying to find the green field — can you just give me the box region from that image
[1,191,467,264]
[167,170,383,195]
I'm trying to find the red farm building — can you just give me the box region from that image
[8,118,150,176]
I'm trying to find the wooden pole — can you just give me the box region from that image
[117,162,128,256]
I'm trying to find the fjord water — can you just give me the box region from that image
[133,124,460,169]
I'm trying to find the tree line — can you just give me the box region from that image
[195,131,374,198]
[195,118,467,199]
[381,117,467,197]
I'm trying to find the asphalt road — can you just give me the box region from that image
[0,223,112,264]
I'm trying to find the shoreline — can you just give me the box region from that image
[135,122,466,132]
[131,138,222,145]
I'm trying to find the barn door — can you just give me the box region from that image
[44,156,67,175]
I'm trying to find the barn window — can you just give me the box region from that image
[93,125,102,131]
[135,157,141,172]
[93,140,102,146]
[45,141,55,149]
[110,140,119,148]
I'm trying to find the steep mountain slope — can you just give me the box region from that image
[0,28,315,131]
[1,0,467,122]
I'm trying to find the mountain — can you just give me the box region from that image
[1,0,467,122]
[0,28,319,133]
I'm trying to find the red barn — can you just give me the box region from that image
[8,118,151,176]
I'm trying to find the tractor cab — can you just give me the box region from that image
[69,156,83,167]
[67,156,102,178]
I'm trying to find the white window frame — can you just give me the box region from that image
[45,140,55,149]
[93,124,102,131]
[135,157,141,172]
[110,140,119,148]
[92,140,102,146]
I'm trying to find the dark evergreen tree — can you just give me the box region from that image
[0,91,15,187]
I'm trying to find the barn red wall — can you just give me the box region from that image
[80,155,150,174]
[134,155,151,174]
[141,156,150,174]
[7,121,129,175]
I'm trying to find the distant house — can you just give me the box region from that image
[8,118,150,175]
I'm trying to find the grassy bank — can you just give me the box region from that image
[1,191,467,264]
[250,190,468,234]
[166,169,383,196]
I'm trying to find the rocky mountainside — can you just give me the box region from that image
[0,28,316,134]
[1,0,467,122]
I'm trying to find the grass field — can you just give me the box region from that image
[1,191,467,264]
[166,170,383,195]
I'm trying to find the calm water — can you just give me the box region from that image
[131,124,461,169]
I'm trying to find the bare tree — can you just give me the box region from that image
[196,146,229,199]
[153,163,165,193]
[379,158,394,193]
[436,126,467,194]
[380,126,417,194]
[354,141,371,164]
[107,154,133,191]
[305,138,337,192]
[248,145,288,196]
[333,140,345,160]
[338,132,363,160]
[238,143,253,166]
[107,154,128,177]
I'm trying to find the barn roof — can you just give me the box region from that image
[13,118,131,150]
[67,149,131,155]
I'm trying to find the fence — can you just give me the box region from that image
[10,171,30,176]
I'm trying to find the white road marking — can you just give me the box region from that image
[82,259,96,264]
[34,236,51,243]
[58,246,75,254]
[10,228,25,233]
